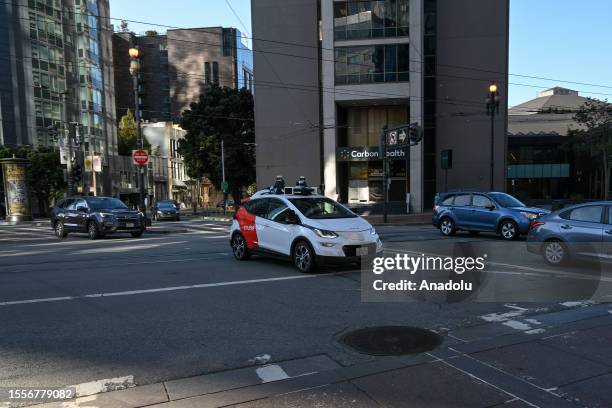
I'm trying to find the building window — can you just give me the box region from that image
[204,62,211,84]
[335,44,409,85]
[222,28,234,57]
[334,0,409,40]
[212,61,219,84]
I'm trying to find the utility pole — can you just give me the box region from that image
[486,82,500,191]
[61,92,74,197]
[380,126,389,224]
[221,139,227,215]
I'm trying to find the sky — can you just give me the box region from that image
[109,0,612,107]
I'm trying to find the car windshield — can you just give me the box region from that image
[489,193,525,208]
[158,202,176,209]
[86,197,129,210]
[289,197,357,219]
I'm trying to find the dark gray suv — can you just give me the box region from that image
[51,196,145,239]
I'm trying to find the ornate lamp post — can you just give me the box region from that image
[129,47,147,217]
[486,82,500,191]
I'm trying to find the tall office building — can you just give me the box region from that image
[113,27,253,123]
[252,0,509,213]
[0,0,117,192]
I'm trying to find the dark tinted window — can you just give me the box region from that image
[289,197,357,219]
[245,199,269,217]
[441,196,454,205]
[489,193,525,208]
[65,199,78,210]
[454,194,471,206]
[267,199,289,221]
[56,198,66,208]
[569,206,603,223]
[473,195,493,208]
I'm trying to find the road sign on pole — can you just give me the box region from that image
[132,150,149,166]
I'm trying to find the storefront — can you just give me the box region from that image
[335,105,409,210]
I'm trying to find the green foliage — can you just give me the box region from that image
[118,109,150,156]
[0,145,65,214]
[178,84,255,201]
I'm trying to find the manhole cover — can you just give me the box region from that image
[341,326,442,356]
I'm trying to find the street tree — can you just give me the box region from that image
[118,109,150,156]
[178,84,255,203]
[566,98,612,199]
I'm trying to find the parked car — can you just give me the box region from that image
[432,191,549,240]
[50,196,145,240]
[527,201,612,265]
[217,199,235,210]
[152,200,180,221]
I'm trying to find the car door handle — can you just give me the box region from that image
[561,224,573,230]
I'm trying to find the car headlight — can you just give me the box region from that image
[313,228,338,239]
[157,210,163,214]
[370,227,377,236]
[100,213,115,219]
[520,211,538,220]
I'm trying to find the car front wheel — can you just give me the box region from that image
[231,233,250,260]
[293,240,316,273]
[439,218,456,236]
[87,221,101,240]
[543,240,568,266]
[499,220,519,240]
[55,221,68,239]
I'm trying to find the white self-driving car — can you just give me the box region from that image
[229,183,383,273]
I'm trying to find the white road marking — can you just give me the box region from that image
[256,364,290,383]
[502,320,532,331]
[0,273,333,307]
[70,375,135,397]
[73,241,188,255]
[525,328,546,335]
[559,300,593,308]
[481,310,527,322]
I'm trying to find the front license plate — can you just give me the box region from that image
[356,247,369,256]
[126,223,134,228]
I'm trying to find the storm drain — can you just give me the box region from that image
[341,326,442,356]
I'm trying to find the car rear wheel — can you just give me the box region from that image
[293,240,316,273]
[87,221,101,240]
[55,221,68,239]
[499,220,519,240]
[439,218,456,236]
[543,240,568,266]
[231,233,250,260]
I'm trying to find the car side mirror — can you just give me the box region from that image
[77,206,88,213]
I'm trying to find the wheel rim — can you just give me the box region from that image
[232,236,245,258]
[441,220,452,235]
[89,223,96,238]
[295,244,311,271]
[545,242,564,264]
[501,222,516,239]
[56,222,63,236]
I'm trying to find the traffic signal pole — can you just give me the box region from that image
[61,92,74,197]
[221,139,227,215]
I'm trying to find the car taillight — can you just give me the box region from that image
[530,220,545,230]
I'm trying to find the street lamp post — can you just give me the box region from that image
[486,82,500,191]
[129,47,147,218]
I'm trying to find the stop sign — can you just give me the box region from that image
[132,150,149,166]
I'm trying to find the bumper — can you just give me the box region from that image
[313,237,383,260]
[156,214,179,220]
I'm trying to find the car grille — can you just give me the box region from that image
[342,244,376,257]
[116,215,139,221]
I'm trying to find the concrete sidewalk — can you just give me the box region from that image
[27,302,612,408]
[364,212,433,226]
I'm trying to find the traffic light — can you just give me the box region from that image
[73,165,82,183]
[409,123,423,144]
[76,124,85,145]
[47,123,59,142]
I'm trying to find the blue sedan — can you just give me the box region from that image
[432,192,549,240]
[527,201,612,265]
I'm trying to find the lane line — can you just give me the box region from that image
[0,273,335,307]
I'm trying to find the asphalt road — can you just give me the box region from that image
[0,221,609,392]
